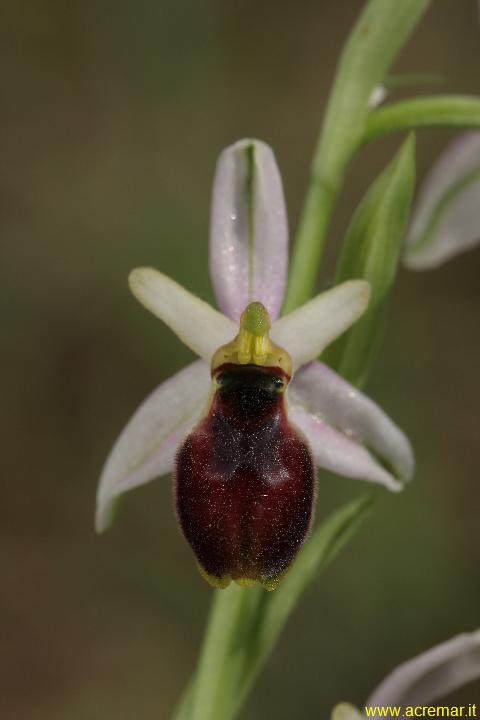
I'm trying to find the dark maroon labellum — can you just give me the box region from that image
[175,363,316,590]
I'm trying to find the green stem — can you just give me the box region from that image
[361,95,480,145]
[184,585,261,720]
[282,0,431,312]
[171,682,193,720]
[284,93,480,314]
[282,178,338,313]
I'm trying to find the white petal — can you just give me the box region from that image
[271,281,371,370]
[288,403,402,491]
[209,139,288,322]
[96,360,211,532]
[289,362,413,483]
[367,630,480,709]
[404,132,480,269]
[129,268,237,361]
[331,704,363,720]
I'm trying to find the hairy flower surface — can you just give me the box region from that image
[96,139,414,589]
[332,629,480,720]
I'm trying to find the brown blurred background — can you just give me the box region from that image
[1,1,480,718]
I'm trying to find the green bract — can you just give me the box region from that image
[325,135,416,387]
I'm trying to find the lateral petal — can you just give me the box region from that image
[129,267,237,361]
[289,362,413,483]
[209,139,289,322]
[404,132,480,269]
[271,281,370,370]
[367,630,480,709]
[96,360,211,532]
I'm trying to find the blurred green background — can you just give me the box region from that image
[2,1,480,718]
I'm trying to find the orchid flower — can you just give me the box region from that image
[96,139,414,589]
[404,132,480,270]
[332,628,480,720]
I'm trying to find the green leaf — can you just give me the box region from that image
[284,0,430,312]
[324,134,416,387]
[361,96,480,145]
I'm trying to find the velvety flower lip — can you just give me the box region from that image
[96,138,414,533]
[331,629,480,720]
[404,131,480,269]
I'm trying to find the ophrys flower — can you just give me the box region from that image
[96,139,414,590]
